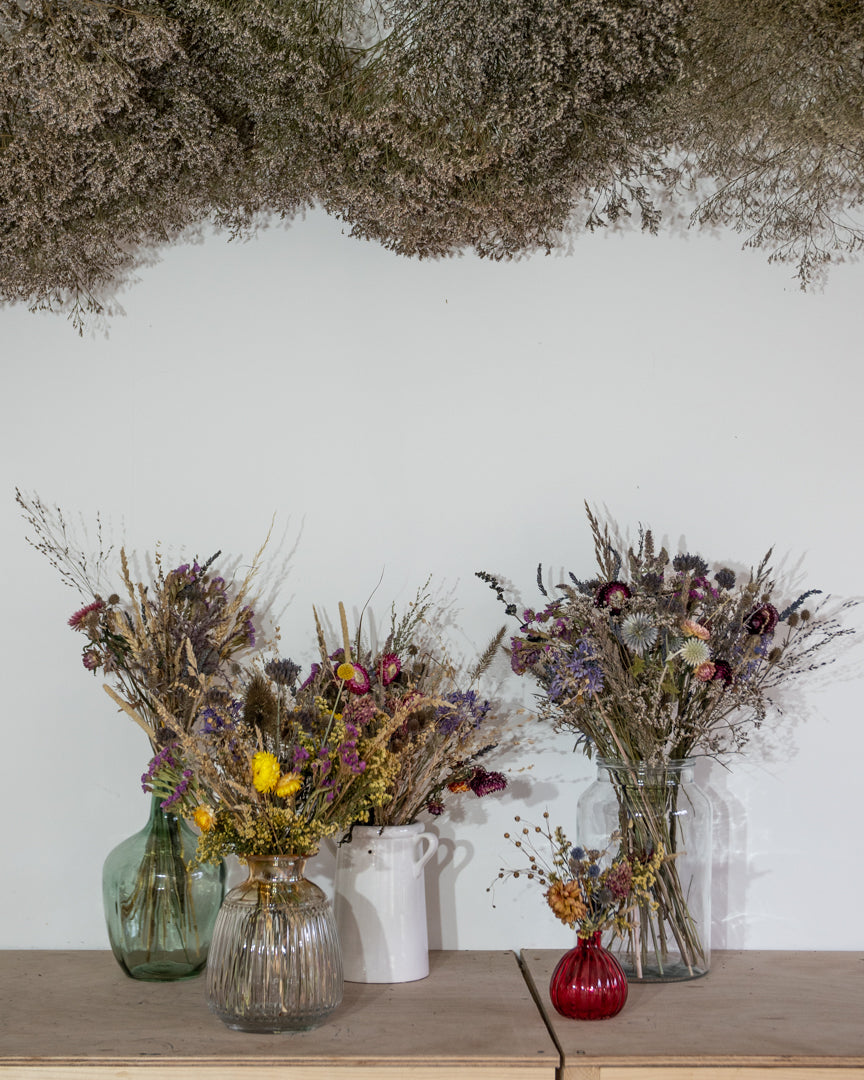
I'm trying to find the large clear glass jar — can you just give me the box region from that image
[206,854,343,1033]
[577,757,712,982]
[102,795,225,981]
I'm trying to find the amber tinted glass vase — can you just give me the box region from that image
[102,795,225,981]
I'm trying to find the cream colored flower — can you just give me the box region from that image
[680,637,710,667]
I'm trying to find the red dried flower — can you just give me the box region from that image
[594,581,632,613]
[745,603,779,635]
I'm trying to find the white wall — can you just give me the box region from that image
[2,209,863,952]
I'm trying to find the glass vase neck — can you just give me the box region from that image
[596,757,696,784]
[244,854,309,884]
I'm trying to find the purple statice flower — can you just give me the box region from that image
[299,663,321,691]
[141,743,178,790]
[337,724,367,774]
[546,639,604,703]
[690,575,719,601]
[161,769,193,809]
[293,746,311,765]
[437,690,491,735]
[344,695,379,728]
[240,605,256,647]
[468,767,507,797]
[197,700,240,734]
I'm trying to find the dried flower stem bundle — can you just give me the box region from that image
[3,0,862,325]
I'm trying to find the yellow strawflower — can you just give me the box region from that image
[275,772,303,798]
[252,751,281,793]
[193,805,215,832]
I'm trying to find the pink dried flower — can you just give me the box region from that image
[68,600,104,629]
[694,661,716,681]
[468,767,508,798]
[377,652,401,686]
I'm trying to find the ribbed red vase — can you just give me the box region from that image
[549,930,628,1020]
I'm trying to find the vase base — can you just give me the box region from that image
[620,960,709,983]
[115,952,207,982]
[211,1008,337,1034]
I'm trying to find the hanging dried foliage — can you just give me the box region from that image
[1,0,862,325]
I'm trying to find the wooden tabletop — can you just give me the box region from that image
[0,950,558,1080]
[520,949,864,1080]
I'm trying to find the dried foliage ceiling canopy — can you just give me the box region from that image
[1,0,863,323]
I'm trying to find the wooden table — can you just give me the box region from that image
[0,950,558,1080]
[520,949,864,1080]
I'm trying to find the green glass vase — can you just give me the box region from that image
[102,795,225,981]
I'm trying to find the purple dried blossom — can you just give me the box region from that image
[437,690,491,735]
[161,769,193,809]
[82,649,99,671]
[299,663,321,691]
[426,800,445,816]
[141,743,179,791]
[546,639,604,702]
[468,767,507,797]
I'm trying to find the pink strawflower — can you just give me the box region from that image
[694,661,716,681]
[682,618,710,640]
[346,663,371,695]
[68,600,104,629]
[377,652,401,686]
[82,649,99,671]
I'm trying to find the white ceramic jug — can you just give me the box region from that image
[333,823,438,983]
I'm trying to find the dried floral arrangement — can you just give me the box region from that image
[304,590,509,826]
[2,0,862,327]
[142,660,398,860]
[17,488,266,752]
[478,503,856,764]
[495,814,664,940]
[478,502,857,976]
[143,588,510,859]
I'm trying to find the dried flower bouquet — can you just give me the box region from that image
[479,503,856,976]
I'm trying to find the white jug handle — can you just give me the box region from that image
[413,832,439,878]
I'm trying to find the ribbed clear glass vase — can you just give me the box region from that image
[205,854,343,1033]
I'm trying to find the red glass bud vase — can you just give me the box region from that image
[549,930,628,1020]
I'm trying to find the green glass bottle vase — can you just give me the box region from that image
[102,795,225,981]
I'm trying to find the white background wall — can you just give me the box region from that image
[2,209,863,953]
